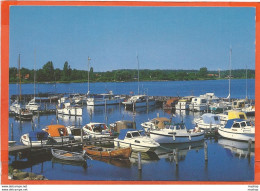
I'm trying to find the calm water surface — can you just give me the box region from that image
[8,80,255,181]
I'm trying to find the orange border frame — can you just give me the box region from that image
[1,1,259,185]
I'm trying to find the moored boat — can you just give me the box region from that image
[83,145,131,159]
[51,148,86,162]
[44,124,70,143]
[83,122,111,138]
[114,129,160,152]
[141,117,172,132]
[218,119,255,142]
[20,130,49,146]
[149,122,204,144]
[194,113,222,130]
[122,95,156,109]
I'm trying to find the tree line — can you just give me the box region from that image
[9,61,255,83]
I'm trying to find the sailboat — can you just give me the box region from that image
[26,50,40,112]
[122,55,156,109]
[10,54,33,120]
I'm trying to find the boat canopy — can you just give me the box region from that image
[29,130,49,141]
[45,124,68,137]
[228,111,247,120]
[118,129,137,140]
[225,119,244,129]
[201,113,221,125]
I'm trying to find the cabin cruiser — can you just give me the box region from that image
[122,95,156,109]
[114,129,160,152]
[194,113,222,130]
[217,110,247,125]
[57,101,83,116]
[20,130,49,146]
[141,117,172,132]
[87,92,125,106]
[25,98,40,112]
[149,122,204,144]
[109,120,136,135]
[43,124,70,143]
[189,97,208,112]
[218,119,255,142]
[83,122,111,138]
[66,126,89,141]
[175,99,189,110]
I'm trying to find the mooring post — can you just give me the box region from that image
[81,129,84,143]
[11,123,14,141]
[248,139,252,158]
[31,121,34,131]
[174,148,179,166]
[204,141,208,161]
[138,152,142,171]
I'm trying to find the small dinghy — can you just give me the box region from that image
[51,148,86,162]
[83,145,132,159]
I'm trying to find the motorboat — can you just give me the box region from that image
[43,124,70,143]
[199,93,219,104]
[122,95,156,109]
[10,100,21,113]
[149,122,204,144]
[114,129,160,152]
[218,119,255,142]
[25,98,40,112]
[87,92,125,106]
[51,148,86,162]
[109,120,136,135]
[194,113,222,130]
[141,117,172,132]
[14,108,33,121]
[83,145,132,159]
[175,99,189,110]
[66,126,89,141]
[189,97,208,112]
[82,122,111,138]
[20,130,49,146]
[57,101,83,116]
[217,110,247,125]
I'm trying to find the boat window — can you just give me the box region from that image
[239,114,245,119]
[126,123,133,129]
[58,128,67,136]
[214,116,219,121]
[126,133,132,138]
[201,99,207,103]
[240,122,246,127]
[132,132,141,137]
[232,123,240,128]
[246,121,253,126]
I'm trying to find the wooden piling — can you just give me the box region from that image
[11,123,14,141]
[81,129,84,143]
[204,141,208,161]
[174,148,179,166]
[138,152,142,171]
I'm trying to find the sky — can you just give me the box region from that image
[9,6,256,72]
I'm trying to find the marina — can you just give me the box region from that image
[8,80,255,181]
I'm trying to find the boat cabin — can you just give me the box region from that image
[28,130,49,141]
[85,123,107,133]
[232,99,246,109]
[201,113,221,125]
[118,129,142,140]
[44,124,69,137]
[110,120,136,133]
[225,119,254,130]
[228,110,247,120]
[150,117,171,129]
[191,97,207,105]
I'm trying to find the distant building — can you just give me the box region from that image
[207,74,218,77]
[24,74,30,79]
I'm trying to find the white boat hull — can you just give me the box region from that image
[113,139,157,152]
[149,131,204,144]
[218,128,255,142]
[87,98,124,106]
[123,100,156,109]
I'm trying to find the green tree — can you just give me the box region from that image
[42,61,55,81]
[198,67,208,78]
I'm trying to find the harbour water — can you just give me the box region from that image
[8,79,255,181]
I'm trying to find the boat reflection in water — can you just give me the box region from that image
[155,141,204,162]
[130,151,160,164]
[58,114,82,125]
[51,157,87,169]
[218,138,255,159]
[90,156,132,168]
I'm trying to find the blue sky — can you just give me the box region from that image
[10,6,255,72]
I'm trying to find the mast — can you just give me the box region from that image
[34,50,36,99]
[18,54,22,102]
[227,47,232,102]
[87,56,91,94]
[246,65,248,100]
[136,55,140,95]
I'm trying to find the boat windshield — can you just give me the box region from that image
[175,123,186,130]
[246,121,254,127]
[239,114,246,119]
[240,122,247,127]
[131,132,141,137]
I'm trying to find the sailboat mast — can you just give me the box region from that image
[228,47,232,102]
[34,50,36,99]
[246,65,248,99]
[137,55,140,95]
[18,54,22,102]
[87,56,91,94]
